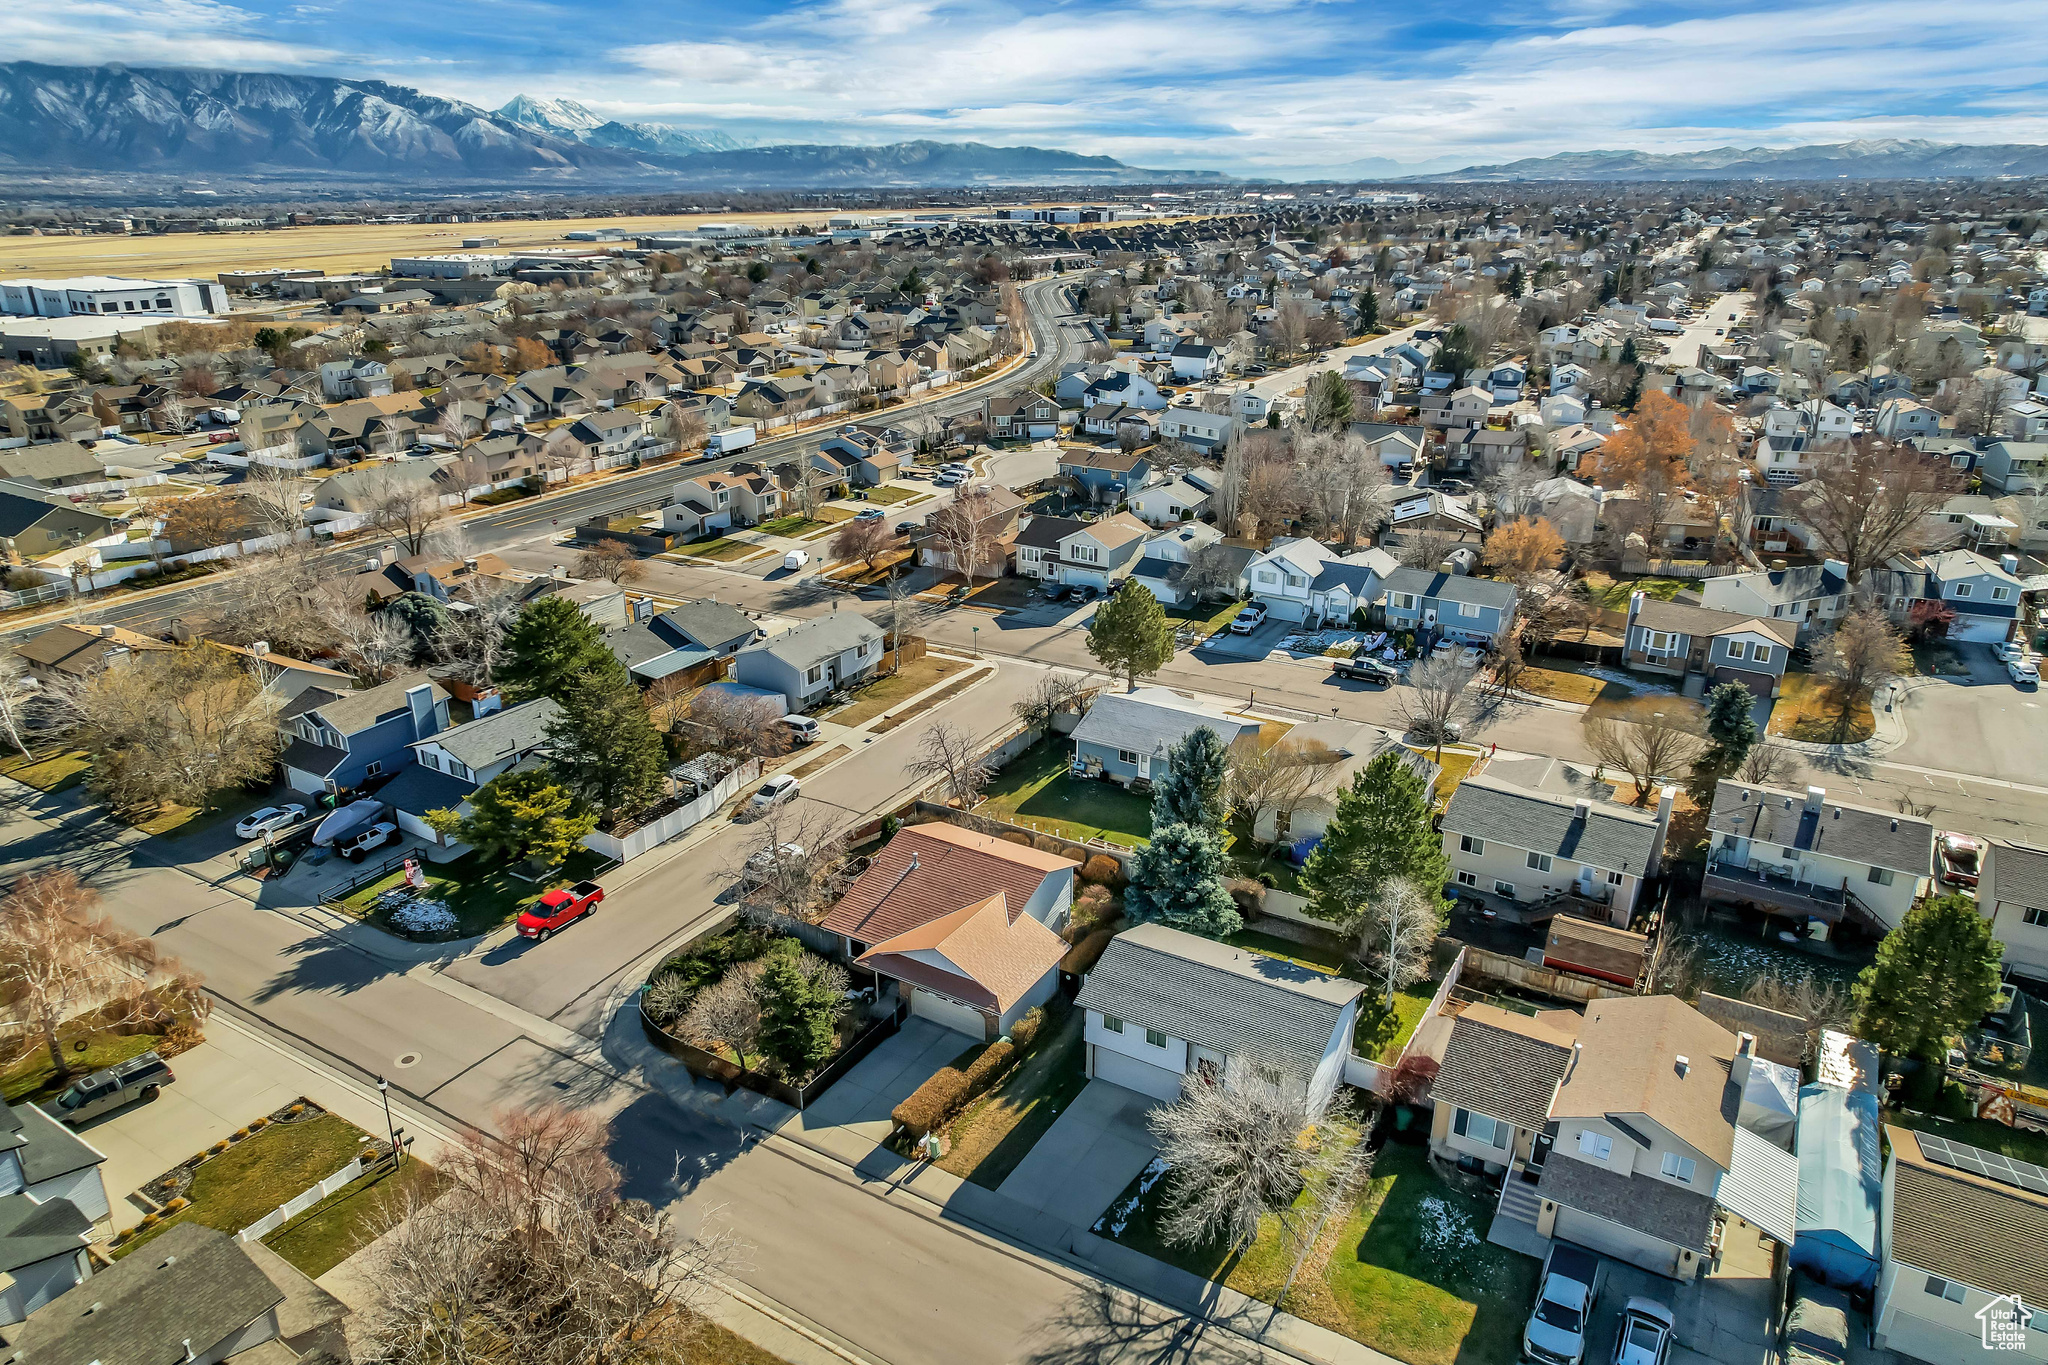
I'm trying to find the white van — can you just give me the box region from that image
[783,550,808,571]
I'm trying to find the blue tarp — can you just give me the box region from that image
[1791,1083,1882,1293]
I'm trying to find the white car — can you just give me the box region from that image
[1432,638,1459,660]
[2009,658,2040,686]
[935,472,964,488]
[1610,1299,1675,1365]
[337,821,397,861]
[236,804,307,840]
[747,774,800,814]
[1456,646,1484,668]
[1993,640,2027,664]
[1228,603,1269,635]
[743,842,805,884]
[780,715,820,746]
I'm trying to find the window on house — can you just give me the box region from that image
[1660,1152,1697,1183]
[1145,1029,1168,1048]
[1394,593,1416,611]
[1607,869,1624,886]
[420,751,440,771]
[1577,1130,1613,1160]
[1101,1015,1124,1033]
[806,665,823,684]
[1725,640,1747,661]
[1869,867,1895,886]
[1954,583,1973,597]
[1494,881,1516,898]
[1460,835,1484,855]
[1454,1109,1509,1148]
[1647,630,1672,651]
[1994,586,2012,601]
[2025,907,2048,927]
[1460,602,1480,618]
[1924,1277,1966,1305]
[1457,870,1479,888]
[1118,749,1139,764]
[1782,846,1799,861]
[1772,605,1785,617]
[1528,852,1554,873]
[1752,646,1771,666]
[1257,570,1277,585]
[364,761,382,778]
[855,643,868,658]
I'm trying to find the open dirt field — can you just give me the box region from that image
[0,202,1202,280]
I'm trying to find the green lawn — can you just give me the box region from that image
[1100,1141,1534,1365]
[824,655,966,727]
[1166,598,1248,634]
[667,537,769,563]
[1581,573,1691,612]
[0,1033,159,1106]
[755,514,829,537]
[1364,981,1439,1062]
[1769,673,1874,744]
[116,1113,381,1261]
[342,848,609,939]
[0,747,91,794]
[264,1154,442,1278]
[863,484,920,505]
[978,741,1153,847]
[937,1008,1088,1188]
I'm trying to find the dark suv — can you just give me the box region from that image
[47,1051,174,1125]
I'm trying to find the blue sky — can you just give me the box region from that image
[9,0,2048,174]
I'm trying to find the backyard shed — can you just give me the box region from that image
[1790,1083,1882,1292]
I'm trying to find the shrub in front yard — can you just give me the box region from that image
[1225,877,1266,913]
[893,1067,971,1137]
[1007,1007,1046,1050]
[1063,927,1115,974]
[962,1039,1016,1097]
[1081,854,1126,888]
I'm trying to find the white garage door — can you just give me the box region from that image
[1881,1308,1984,1365]
[1093,1046,1185,1102]
[910,986,989,1039]
[1553,1206,1683,1278]
[1262,597,1310,623]
[1947,614,2009,643]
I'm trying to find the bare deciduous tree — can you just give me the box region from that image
[830,517,891,572]
[50,647,283,811]
[0,653,34,757]
[723,808,850,926]
[1352,875,1443,1007]
[574,539,645,584]
[365,468,446,557]
[1738,740,1795,787]
[928,487,999,587]
[325,601,413,681]
[1393,657,1476,762]
[1011,671,1091,735]
[1794,443,1963,583]
[1742,970,1854,1063]
[1583,703,1705,805]
[434,579,522,687]
[678,688,789,761]
[1226,733,1339,845]
[0,871,208,1079]
[1397,527,1465,572]
[904,721,991,807]
[680,962,765,1070]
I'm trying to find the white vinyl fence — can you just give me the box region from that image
[236,1155,365,1241]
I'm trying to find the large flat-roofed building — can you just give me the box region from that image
[388,253,515,279]
[0,276,225,319]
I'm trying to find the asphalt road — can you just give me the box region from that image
[2,275,1084,645]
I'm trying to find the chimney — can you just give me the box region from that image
[464,557,479,573]
[1629,589,1645,619]
[404,683,438,741]
[1646,784,1677,876]
[1822,557,1848,582]
[2003,553,2020,575]
[251,641,270,657]
[1804,785,1825,814]
[1731,1033,1756,1094]
[1573,798,1592,822]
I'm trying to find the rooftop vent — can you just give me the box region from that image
[1675,1055,1690,1078]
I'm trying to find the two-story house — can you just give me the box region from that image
[1076,923,1363,1117]
[1622,595,1798,699]
[278,672,449,795]
[1980,441,2048,495]
[1703,781,1936,933]
[1910,549,2026,643]
[985,389,1061,440]
[813,425,906,488]
[1976,840,2048,981]
[0,1096,113,1324]
[1873,1126,2048,1365]
[1242,538,1398,627]
[561,407,650,464]
[730,610,885,712]
[1421,385,1494,432]
[1034,512,1154,593]
[664,467,784,537]
[1058,447,1151,504]
[380,697,561,848]
[1129,521,1252,607]
[1697,560,1850,639]
[604,598,761,686]
[1169,340,1222,382]
[1441,774,1669,925]
[1155,405,1237,451]
[1069,687,1262,786]
[1379,568,1518,645]
[1128,476,1211,527]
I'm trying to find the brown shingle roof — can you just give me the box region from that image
[1536,1145,1718,1252]
[1886,1126,2048,1303]
[856,891,1067,1014]
[819,823,1071,944]
[1554,995,1740,1169]
[13,623,174,675]
[1542,919,1649,985]
[1431,1004,1579,1132]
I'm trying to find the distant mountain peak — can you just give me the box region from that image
[1407,139,2048,182]
[496,94,606,135]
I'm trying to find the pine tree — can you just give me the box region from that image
[1360,288,1380,331]
[1620,336,1641,367]
[500,596,623,704]
[1688,682,1761,804]
[1504,263,1526,300]
[1087,579,1174,690]
[756,945,839,1073]
[1299,752,1449,928]
[1854,894,2002,1063]
[1153,726,1228,834]
[546,668,667,821]
[1125,823,1241,936]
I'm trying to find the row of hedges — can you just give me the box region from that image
[891,1004,1052,1138]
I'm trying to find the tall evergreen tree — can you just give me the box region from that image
[1299,751,1448,927]
[756,943,843,1073]
[1359,288,1380,331]
[1854,894,2002,1063]
[1125,823,1241,937]
[1153,726,1228,834]
[546,668,667,821]
[500,596,622,704]
[1504,262,1526,300]
[1087,579,1175,691]
[1689,681,1760,802]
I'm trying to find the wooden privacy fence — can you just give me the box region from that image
[236,1155,365,1241]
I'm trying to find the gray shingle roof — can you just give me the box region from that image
[282,671,444,735]
[0,1191,89,1273]
[1444,775,1663,876]
[1381,567,1517,611]
[372,762,475,817]
[1982,840,2048,913]
[1536,1148,1718,1252]
[427,697,559,770]
[1016,515,1087,550]
[657,599,758,652]
[1075,923,1361,1080]
[1068,687,1262,757]
[1707,782,1934,876]
[1432,1008,1576,1131]
[2,1222,284,1365]
[10,1102,105,1186]
[743,611,883,669]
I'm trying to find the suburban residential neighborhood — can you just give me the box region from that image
[2,130,2048,1365]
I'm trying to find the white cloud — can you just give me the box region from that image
[0,0,336,69]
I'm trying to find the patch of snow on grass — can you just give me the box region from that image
[1093,1156,1172,1238]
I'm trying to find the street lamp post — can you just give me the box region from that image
[376,1076,400,1163]
[972,625,980,657]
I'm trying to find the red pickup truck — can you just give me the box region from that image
[517,881,604,940]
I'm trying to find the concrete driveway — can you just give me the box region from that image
[1584,1216,1780,1365]
[790,1017,962,1143]
[1197,616,1289,661]
[997,1078,1161,1228]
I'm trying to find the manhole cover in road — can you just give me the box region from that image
[394,1052,421,1069]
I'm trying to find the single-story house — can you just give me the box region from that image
[1069,687,1262,786]
[730,611,885,712]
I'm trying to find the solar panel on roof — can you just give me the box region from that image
[1915,1132,2048,1196]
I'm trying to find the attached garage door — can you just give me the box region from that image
[910,986,989,1039]
[1262,597,1310,623]
[1881,1307,1985,1365]
[1712,666,1777,700]
[1947,614,2009,643]
[1553,1205,1684,1279]
[1093,1045,1185,1103]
